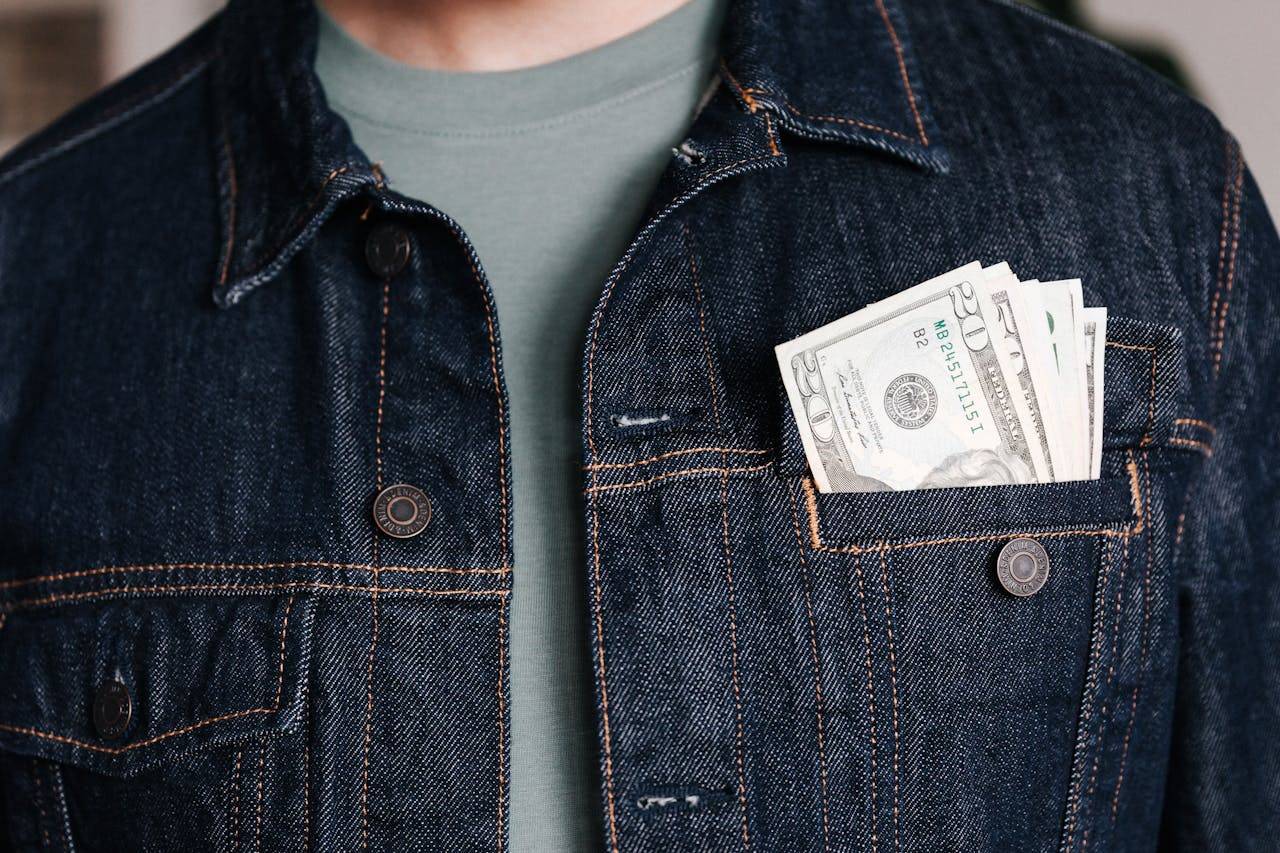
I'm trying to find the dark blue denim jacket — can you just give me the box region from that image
[1,0,1277,850]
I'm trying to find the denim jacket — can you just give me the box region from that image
[1,0,1277,850]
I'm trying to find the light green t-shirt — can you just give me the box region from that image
[315,2,725,849]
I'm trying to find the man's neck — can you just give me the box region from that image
[320,0,695,71]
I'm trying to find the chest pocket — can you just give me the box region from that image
[774,316,1191,852]
[0,593,315,851]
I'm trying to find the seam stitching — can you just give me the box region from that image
[227,166,356,290]
[718,472,752,849]
[362,271,390,853]
[0,596,296,754]
[254,743,265,853]
[1212,154,1246,375]
[585,462,773,495]
[588,496,621,852]
[801,460,1145,555]
[50,764,73,853]
[230,747,244,852]
[496,605,508,853]
[1109,451,1155,820]
[0,562,508,592]
[683,223,723,432]
[739,86,916,143]
[32,759,52,850]
[1168,436,1213,457]
[0,53,213,189]
[459,251,511,569]
[853,551,881,853]
[584,447,769,472]
[1209,138,1245,377]
[872,0,929,145]
[217,101,240,288]
[787,487,832,852]
[1173,418,1216,434]
[877,546,902,853]
[1077,536,1120,852]
[4,583,505,612]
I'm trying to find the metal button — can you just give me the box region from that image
[373,484,431,538]
[996,537,1050,597]
[92,680,132,740]
[365,223,412,279]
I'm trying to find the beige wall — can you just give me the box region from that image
[1082,0,1280,209]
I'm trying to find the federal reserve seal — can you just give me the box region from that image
[883,373,938,430]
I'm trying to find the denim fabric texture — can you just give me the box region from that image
[0,0,1277,851]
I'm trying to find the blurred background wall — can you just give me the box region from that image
[0,0,1276,206]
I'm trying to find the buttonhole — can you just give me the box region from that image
[636,785,731,816]
[609,408,703,438]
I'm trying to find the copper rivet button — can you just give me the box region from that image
[365,223,412,279]
[373,484,431,538]
[996,537,1050,597]
[92,680,132,740]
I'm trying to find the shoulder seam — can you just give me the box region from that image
[975,0,1202,107]
[0,51,214,191]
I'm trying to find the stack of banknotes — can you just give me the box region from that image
[776,261,1106,493]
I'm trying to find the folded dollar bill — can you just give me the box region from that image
[776,261,1106,493]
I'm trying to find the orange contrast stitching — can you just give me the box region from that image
[1212,161,1245,375]
[361,260,392,852]
[0,596,297,755]
[788,490,832,852]
[877,546,902,853]
[5,583,505,612]
[853,551,881,853]
[1110,451,1155,820]
[1076,537,1120,852]
[496,604,508,853]
[720,63,759,112]
[1173,418,1216,434]
[718,472,752,849]
[585,462,773,495]
[801,461,1145,556]
[230,747,244,851]
[1210,139,1245,377]
[584,447,770,471]
[588,497,621,852]
[460,251,511,569]
[0,562,508,592]
[684,222,723,431]
[374,278,391,494]
[741,86,916,143]
[872,0,929,145]
[1169,436,1213,457]
[1102,340,1157,447]
[254,743,266,852]
[217,114,240,288]
[763,113,781,157]
[1207,138,1237,336]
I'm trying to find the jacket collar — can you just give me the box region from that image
[211,0,946,307]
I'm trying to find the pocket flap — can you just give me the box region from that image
[1101,316,1188,450]
[0,594,314,777]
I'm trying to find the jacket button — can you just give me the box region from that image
[373,484,431,538]
[92,680,132,740]
[365,223,412,278]
[996,537,1050,597]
